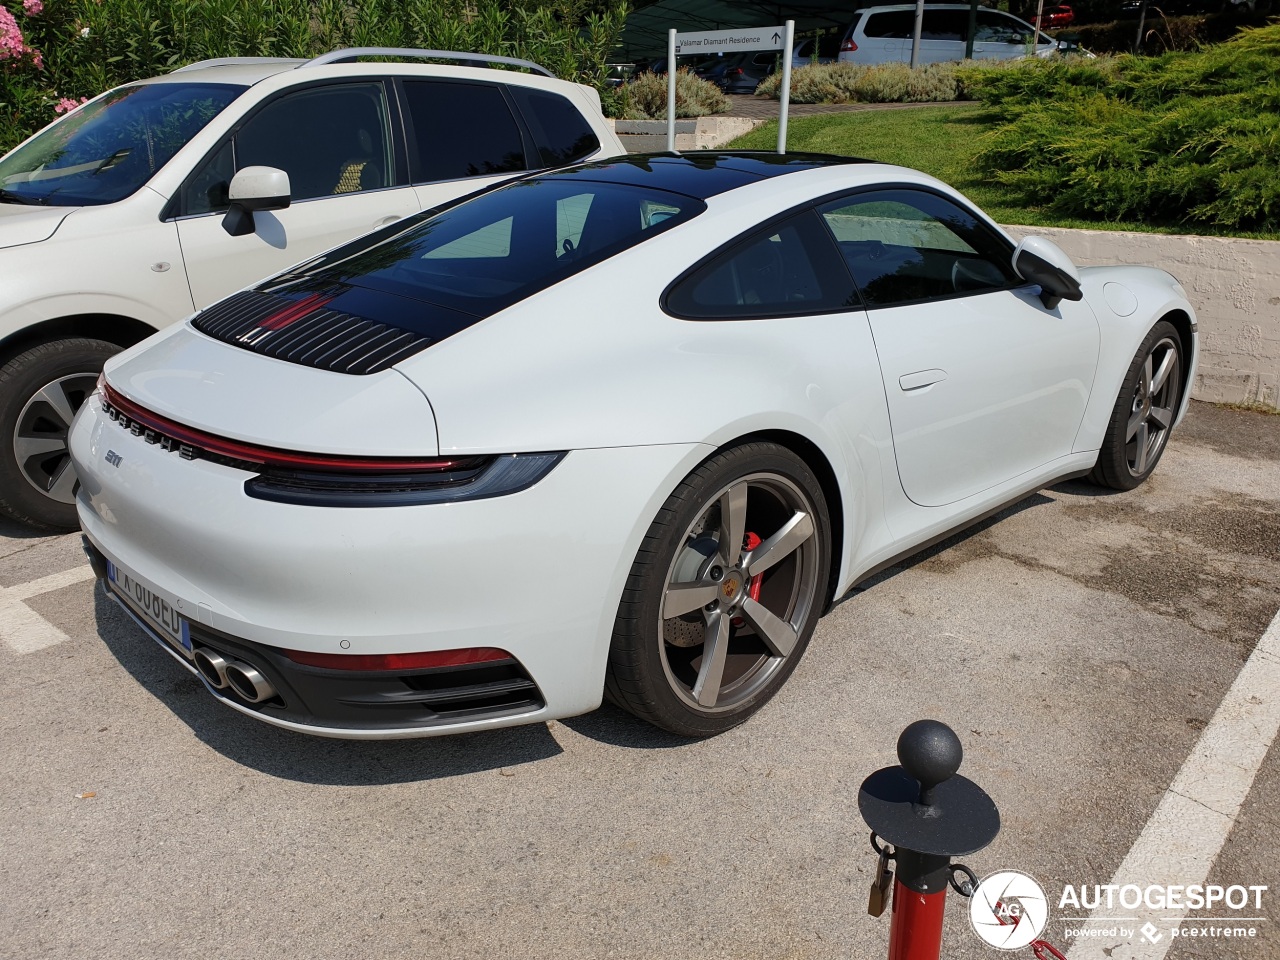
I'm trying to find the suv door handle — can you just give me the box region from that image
[899,369,947,391]
[375,215,400,227]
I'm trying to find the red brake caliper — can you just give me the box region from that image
[731,532,764,628]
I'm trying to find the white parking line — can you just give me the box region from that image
[0,564,95,654]
[1068,606,1280,959]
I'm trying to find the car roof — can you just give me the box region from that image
[135,59,306,87]
[855,3,997,11]
[545,152,871,201]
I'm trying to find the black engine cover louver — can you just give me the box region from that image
[192,289,434,375]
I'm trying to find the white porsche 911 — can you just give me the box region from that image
[69,152,1197,739]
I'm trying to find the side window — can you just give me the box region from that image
[921,9,968,41]
[818,190,1019,308]
[181,141,234,216]
[976,10,1026,41]
[235,83,393,203]
[510,87,600,168]
[863,11,915,38]
[666,210,859,320]
[402,80,527,183]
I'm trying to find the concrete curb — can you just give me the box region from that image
[606,116,763,152]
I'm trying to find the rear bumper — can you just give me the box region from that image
[71,391,710,738]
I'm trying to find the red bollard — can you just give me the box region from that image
[860,721,1001,960]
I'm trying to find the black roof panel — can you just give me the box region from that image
[543,151,870,200]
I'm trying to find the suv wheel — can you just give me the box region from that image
[0,339,120,531]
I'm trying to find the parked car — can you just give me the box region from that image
[72,152,1198,739]
[839,4,1060,63]
[1038,5,1075,28]
[0,49,625,531]
[791,34,842,68]
[717,51,780,93]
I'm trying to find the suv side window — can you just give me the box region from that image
[862,10,916,38]
[510,87,599,168]
[666,210,859,319]
[401,80,527,183]
[976,10,1029,41]
[179,82,394,214]
[817,189,1018,308]
[921,9,969,41]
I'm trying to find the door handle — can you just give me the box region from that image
[899,369,948,391]
[375,215,400,227]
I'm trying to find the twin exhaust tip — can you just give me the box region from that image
[193,647,277,703]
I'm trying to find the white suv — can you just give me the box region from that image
[839,4,1059,64]
[0,49,625,530]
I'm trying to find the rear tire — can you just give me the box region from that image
[1089,320,1182,491]
[0,338,120,531]
[605,442,831,737]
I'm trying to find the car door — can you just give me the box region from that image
[174,80,420,309]
[817,188,1100,508]
[853,10,911,64]
[916,8,968,63]
[973,10,1045,60]
[397,79,535,212]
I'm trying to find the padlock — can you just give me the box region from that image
[867,849,894,918]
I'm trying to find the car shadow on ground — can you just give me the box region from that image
[560,705,703,749]
[0,516,59,542]
[92,588,565,785]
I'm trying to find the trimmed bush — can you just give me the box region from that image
[963,25,1280,231]
[617,68,729,119]
[757,61,966,104]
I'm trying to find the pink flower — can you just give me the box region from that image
[54,97,87,115]
[0,5,41,65]
[23,0,44,15]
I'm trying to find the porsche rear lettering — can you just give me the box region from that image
[101,398,197,460]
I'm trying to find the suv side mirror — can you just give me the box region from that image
[1012,236,1083,309]
[222,166,291,237]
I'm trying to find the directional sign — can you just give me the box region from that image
[674,26,786,55]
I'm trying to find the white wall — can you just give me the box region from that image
[1004,225,1280,409]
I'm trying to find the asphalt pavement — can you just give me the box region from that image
[1,400,1277,960]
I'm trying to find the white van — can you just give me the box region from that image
[839,4,1059,64]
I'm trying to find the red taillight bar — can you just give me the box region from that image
[841,38,858,52]
[101,381,478,474]
[280,647,514,671]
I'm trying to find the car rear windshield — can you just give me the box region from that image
[0,82,243,207]
[292,177,704,317]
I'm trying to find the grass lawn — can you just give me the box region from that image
[726,104,1279,239]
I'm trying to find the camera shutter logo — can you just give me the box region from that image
[969,870,1050,950]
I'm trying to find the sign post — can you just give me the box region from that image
[776,19,794,155]
[667,28,677,152]
[668,22,793,153]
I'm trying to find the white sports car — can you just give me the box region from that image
[69,152,1197,739]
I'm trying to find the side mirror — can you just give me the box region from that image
[222,166,291,237]
[1012,235,1083,310]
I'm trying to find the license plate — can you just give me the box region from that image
[107,558,192,655]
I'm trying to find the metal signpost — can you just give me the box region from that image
[666,20,795,154]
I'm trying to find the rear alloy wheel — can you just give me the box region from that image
[1090,320,1183,491]
[606,443,831,737]
[0,338,120,531]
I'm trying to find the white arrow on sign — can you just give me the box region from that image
[674,26,787,55]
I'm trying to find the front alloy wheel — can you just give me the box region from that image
[606,443,831,736]
[1090,319,1183,491]
[0,338,120,531]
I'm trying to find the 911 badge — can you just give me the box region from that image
[105,450,122,468]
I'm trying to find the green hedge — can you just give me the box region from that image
[1,0,628,153]
[963,24,1280,232]
[757,61,967,104]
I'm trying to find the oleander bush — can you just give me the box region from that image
[962,24,1280,231]
[757,61,966,104]
[617,68,729,119]
[0,0,628,153]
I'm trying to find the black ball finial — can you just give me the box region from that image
[897,719,963,806]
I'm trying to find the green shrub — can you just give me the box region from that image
[1060,8,1272,54]
[1,0,629,153]
[757,61,965,104]
[963,24,1280,231]
[617,68,729,119]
